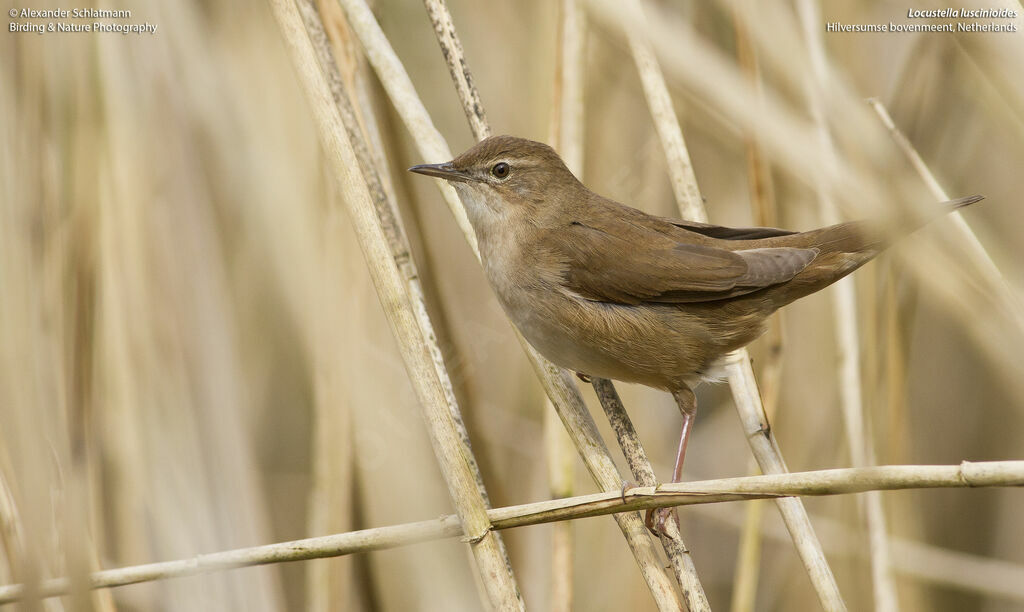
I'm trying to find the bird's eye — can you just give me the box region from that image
[491,162,510,179]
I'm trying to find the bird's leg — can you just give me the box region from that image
[645,386,697,535]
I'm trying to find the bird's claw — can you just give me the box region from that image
[620,480,637,503]
[576,372,592,383]
[644,507,678,538]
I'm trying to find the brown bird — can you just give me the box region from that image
[410,135,982,532]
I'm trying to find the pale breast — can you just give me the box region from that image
[496,279,735,391]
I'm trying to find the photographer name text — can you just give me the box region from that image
[8,7,158,35]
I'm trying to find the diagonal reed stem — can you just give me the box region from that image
[296,1,525,607]
[591,379,711,611]
[297,0,499,522]
[619,0,706,223]
[868,97,1021,324]
[269,0,523,608]
[421,0,490,140]
[725,355,846,610]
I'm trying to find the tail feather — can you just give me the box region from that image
[760,194,984,309]
[818,193,986,262]
[947,194,985,210]
[898,194,985,236]
[779,194,985,256]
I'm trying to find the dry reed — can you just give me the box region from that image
[268,0,522,607]
[3,1,1022,610]
[2,460,1021,604]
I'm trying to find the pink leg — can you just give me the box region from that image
[646,387,697,535]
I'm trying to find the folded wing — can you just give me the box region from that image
[559,218,817,304]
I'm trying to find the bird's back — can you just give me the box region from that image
[562,191,980,312]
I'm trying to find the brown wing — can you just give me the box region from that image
[558,218,817,304]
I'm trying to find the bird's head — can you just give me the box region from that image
[409,135,584,230]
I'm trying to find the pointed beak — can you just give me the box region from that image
[408,162,473,183]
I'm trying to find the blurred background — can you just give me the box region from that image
[2,0,1023,610]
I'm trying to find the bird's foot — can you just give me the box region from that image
[576,372,592,383]
[644,506,678,538]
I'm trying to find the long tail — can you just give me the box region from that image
[948,194,986,208]
[805,194,985,256]
[905,194,984,233]
[767,195,985,307]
